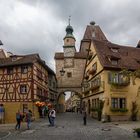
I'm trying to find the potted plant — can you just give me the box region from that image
[134,128,140,138]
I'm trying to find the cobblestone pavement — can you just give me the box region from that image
[0,113,139,140]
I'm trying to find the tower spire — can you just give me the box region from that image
[68,16,71,25]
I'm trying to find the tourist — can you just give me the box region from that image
[26,110,32,129]
[15,110,22,130]
[83,110,87,125]
[49,108,56,126]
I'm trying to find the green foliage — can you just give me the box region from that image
[131,101,138,121]
[110,108,128,112]
[119,68,140,85]
[134,128,140,132]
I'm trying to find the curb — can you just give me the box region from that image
[0,131,11,140]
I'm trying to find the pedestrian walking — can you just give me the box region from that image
[49,108,56,126]
[83,110,87,125]
[26,110,32,129]
[15,110,22,130]
[48,109,51,125]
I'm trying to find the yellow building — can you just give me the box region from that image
[71,92,80,112]
[0,53,55,123]
[82,22,140,122]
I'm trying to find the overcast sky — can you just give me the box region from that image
[0,0,140,71]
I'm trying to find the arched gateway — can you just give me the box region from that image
[54,21,89,112]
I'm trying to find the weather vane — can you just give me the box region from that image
[68,16,71,25]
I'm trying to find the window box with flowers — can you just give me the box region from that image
[91,77,101,90]
[110,108,128,112]
[108,72,130,86]
[89,63,97,75]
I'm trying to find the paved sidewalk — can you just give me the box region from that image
[0,113,139,140]
[111,121,140,132]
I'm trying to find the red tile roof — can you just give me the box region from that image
[93,39,140,70]
[0,53,55,75]
[83,25,108,41]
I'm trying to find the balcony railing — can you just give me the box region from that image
[110,78,130,86]
[91,78,101,90]
[108,72,130,86]
[82,83,90,93]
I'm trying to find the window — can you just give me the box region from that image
[37,69,42,80]
[111,59,118,65]
[12,56,17,61]
[20,85,27,93]
[7,67,13,75]
[108,72,129,85]
[92,63,97,70]
[66,39,69,42]
[45,75,48,84]
[67,72,72,78]
[21,66,28,74]
[111,98,126,109]
[92,98,99,108]
[111,48,119,53]
[49,79,52,87]
[23,104,28,113]
[37,87,42,96]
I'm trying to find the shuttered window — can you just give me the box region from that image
[111,98,126,109]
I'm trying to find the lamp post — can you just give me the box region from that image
[58,67,65,112]
[60,67,65,76]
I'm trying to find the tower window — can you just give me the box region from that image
[67,72,72,78]
[67,39,69,42]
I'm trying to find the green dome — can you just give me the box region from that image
[66,25,73,33]
[64,24,75,40]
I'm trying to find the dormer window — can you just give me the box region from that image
[111,59,118,65]
[111,48,119,53]
[12,56,17,61]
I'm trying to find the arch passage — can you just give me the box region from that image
[56,88,82,113]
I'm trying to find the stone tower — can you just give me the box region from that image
[55,21,87,112]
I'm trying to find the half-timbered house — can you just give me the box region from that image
[0,53,56,123]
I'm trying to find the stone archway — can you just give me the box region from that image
[56,88,82,113]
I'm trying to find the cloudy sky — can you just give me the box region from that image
[0,0,140,71]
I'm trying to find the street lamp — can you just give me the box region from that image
[60,67,65,76]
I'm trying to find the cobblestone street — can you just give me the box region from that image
[0,113,139,140]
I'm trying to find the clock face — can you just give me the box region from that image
[64,58,73,67]
[64,48,75,57]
